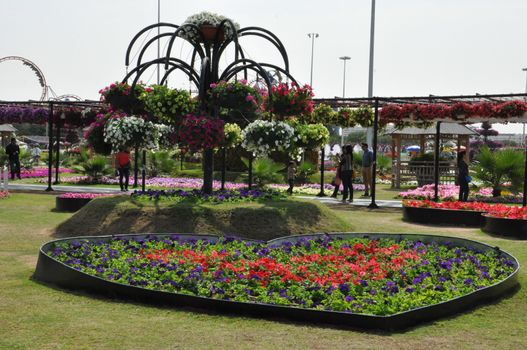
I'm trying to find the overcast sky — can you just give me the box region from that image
[1,0,526,132]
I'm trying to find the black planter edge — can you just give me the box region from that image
[33,232,520,331]
[482,215,527,239]
[402,206,484,227]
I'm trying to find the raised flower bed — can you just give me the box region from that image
[34,232,518,330]
[482,206,527,238]
[56,193,115,212]
[402,200,494,227]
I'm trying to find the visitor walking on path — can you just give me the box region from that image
[340,145,354,202]
[457,150,470,202]
[30,144,41,165]
[115,148,131,192]
[361,142,374,197]
[5,138,21,180]
[286,161,296,195]
[331,153,342,198]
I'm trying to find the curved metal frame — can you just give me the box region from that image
[0,56,48,101]
[122,20,298,194]
[34,232,520,330]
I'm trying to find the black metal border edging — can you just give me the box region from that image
[33,232,519,331]
[402,206,485,227]
[482,215,527,239]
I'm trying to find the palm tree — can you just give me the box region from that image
[73,155,113,183]
[472,146,524,197]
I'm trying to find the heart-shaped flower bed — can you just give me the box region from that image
[34,233,519,330]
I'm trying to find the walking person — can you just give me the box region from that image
[286,161,296,195]
[331,153,342,198]
[115,147,131,191]
[30,144,41,165]
[457,150,470,202]
[340,145,354,202]
[361,142,374,197]
[5,138,21,180]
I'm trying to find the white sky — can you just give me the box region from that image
[1,0,526,132]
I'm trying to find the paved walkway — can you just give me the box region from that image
[7,183,402,208]
[297,195,402,208]
[7,183,125,194]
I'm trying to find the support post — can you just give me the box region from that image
[133,146,139,188]
[317,146,326,197]
[141,149,146,192]
[248,154,253,190]
[434,122,441,202]
[46,102,54,192]
[368,98,379,209]
[54,113,61,184]
[221,147,226,191]
[523,142,527,207]
[203,149,214,194]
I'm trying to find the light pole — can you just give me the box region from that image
[339,56,351,98]
[157,0,161,85]
[522,68,527,146]
[366,0,376,147]
[307,33,319,87]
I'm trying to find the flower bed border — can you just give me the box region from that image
[55,197,94,212]
[33,232,519,331]
[402,206,485,227]
[482,215,527,239]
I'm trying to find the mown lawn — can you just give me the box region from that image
[1,193,526,350]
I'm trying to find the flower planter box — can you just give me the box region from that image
[55,197,93,212]
[403,206,484,227]
[34,232,519,331]
[482,215,527,238]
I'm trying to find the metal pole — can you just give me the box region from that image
[133,146,139,188]
[368,98,379,209]
[366,0,376,148]
[157,0,161,85]
[142,149,146,192]
[317,147,326,197]
[523,142,527,207]
[434,122,441,202]
[339,56,351,98]
[46,102,54,191]
[522,68,527,146]
[221,147,226,190]
[307,33,319,87]
[54,113,62,184]
[248,155,253,190]
[368,0,376,98]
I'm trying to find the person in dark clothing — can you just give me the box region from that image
[331,153,342,198]
[286,161,296,195]
[340,145,354,202]
[457,150,469,202]
[115,148,131,191]
[5,138,21,180]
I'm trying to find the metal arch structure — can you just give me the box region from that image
[49,94,83,102]
[0,56,48,101]
[123,18,299,193]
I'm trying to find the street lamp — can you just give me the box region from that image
[339,56,351,98]
[522,68,527,146]
[307,33,319,87]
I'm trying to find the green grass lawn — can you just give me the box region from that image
[1,192,526,349]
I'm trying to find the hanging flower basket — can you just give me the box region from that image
[99,82,148,114]
[199,25,225,42]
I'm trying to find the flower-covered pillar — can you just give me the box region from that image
[123,12,296,193]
